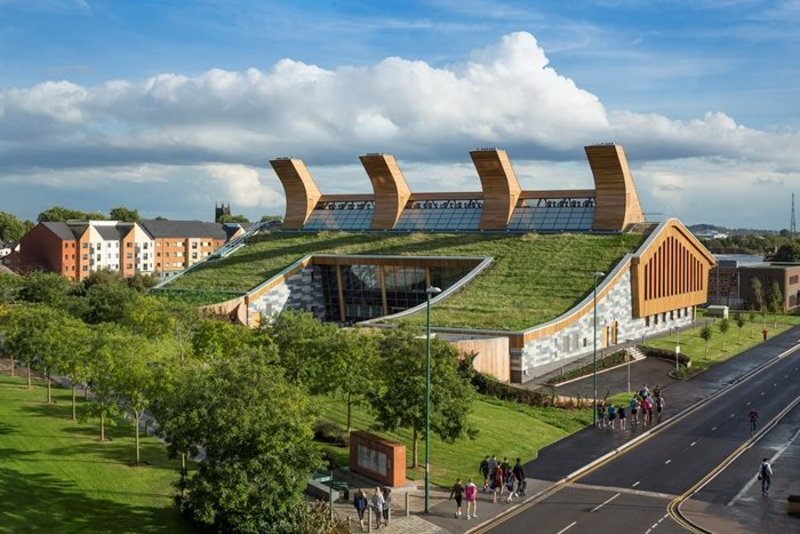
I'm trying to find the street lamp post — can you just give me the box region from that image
[592,272,604,426]
[424,286,441,514]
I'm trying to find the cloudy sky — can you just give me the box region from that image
[1,0,798,229]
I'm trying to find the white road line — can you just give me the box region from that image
[774,383,778,387]
[590,492,620,512]
[555,520,577,534]
[632,481,641,487]
[651,522,659,528]
[761,391,766,396]
[728,415,800,506]
[665,459,672,464]
[746,401,751,406]
[712,426,718,431]
[690,441,696,447]
[730,413,735,418]
[645,529,652,534]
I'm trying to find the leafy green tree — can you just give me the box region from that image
[766,281,783,327]
[154,351,321,533]
[0,304,59,391]
[37,205,106,222]
[0,211,26,242]
[191,318,257,361]
[0,273,22,304]
[751,277,764,315]
[260,215,282,223]
[772,242,800,262]
[699,325,712,357]
[267,311,338,392]
[370,328,475,468]
[17,271,76,309]
[82,278,138,324]
[111,336,169,464]
[57,319,93,420]
[109,206,140,222]
[218,213,249,224]
[329,328,380,432]
[84,324,126,441]
[719,318,730,351]
[734,311,745,344]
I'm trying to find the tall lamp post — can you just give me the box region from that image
[592,271,605,426]
[424,286,441,514]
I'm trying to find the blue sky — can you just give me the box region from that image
[1,0,798,228]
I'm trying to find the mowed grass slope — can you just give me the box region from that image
[166,231,644,330]
[0,375,190,534]
[315,394,591,487]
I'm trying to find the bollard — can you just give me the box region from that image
[405,492,410,516]
[367,508,372,533]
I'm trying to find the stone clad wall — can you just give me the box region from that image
[518,269,693,381]
[247,265,325,323]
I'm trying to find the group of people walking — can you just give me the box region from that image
[596,383,665,430]
[353,487,391,531]
[447,455,528,520]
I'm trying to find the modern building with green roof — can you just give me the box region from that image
[166,144,716,383]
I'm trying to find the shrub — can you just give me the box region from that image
[313,420,349,447]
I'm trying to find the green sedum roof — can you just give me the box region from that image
[164,231,645,331]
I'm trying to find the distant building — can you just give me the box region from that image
[18,219,230,281]
[215,202,231,223]
[708,254,800,311]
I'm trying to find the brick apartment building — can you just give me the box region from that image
[17,219,239,281]
[708,254,800,311]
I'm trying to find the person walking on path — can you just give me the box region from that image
[655,395,665,423]
[354,489,368,531]
[618,403,627,430]
[640,396,651,427]
[607,403,617,430]
[449,478,465,518]
[381,487,391,526]
[629,395,639,426]
[491,464,505,503]
[596,401,606,428]
[749,409,759,435]
[465,478,478,519]
[758,457,773,496]
[370,487,384,529]
[486,455,498,491]
[762,326,768,342]
[479,455,490,491]
[512,457,526,496]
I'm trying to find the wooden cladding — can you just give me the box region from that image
[269,158,322,229]
[273,145,646,232]
[360,154,412,230]
[585,144,645,231]
[631,220,716,318]
[470,149,522,230]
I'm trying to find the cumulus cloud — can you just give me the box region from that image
[0,31,798,227]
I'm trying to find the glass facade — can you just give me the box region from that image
[395,199,483,231]
[318,263,474,323]
[508,197,595,232]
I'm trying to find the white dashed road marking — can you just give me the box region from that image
[632,481,641,487]
[690,441,696,447]
[712,426,718,431]
[746,401,751,406]
[556,520,577,534]
[590,492,620,513]
[665,459,671,465]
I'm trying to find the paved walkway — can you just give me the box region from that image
[334,325,800,533]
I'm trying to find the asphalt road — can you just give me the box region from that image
[484,331,800,534]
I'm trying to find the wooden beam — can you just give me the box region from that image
[269,158,322,229]
[470,148,522,230]
[360,154,412,230]
[584,144,645,231]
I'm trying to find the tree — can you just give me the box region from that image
[191,318,257,361]
[260,215,282,223]
[719,318,730,351]
[0,273,22,304]
[57,319,93,420]
[38,205,106,222]
[17,271,76,309]
[699,325,712,357]
[218,213,249,224]
[267,311,338,392]
[109,207,140,222]
[328,328,380,432]
[751,278,764,315]
[84,324,125,441]
[370,328,475,468]
[734,311,745,344]
[0,211,26,242]
[772,242,800,262]
[82,277,138,324]
[153,352,321,533]
[111,335,168,464]
[766,281,783,327]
